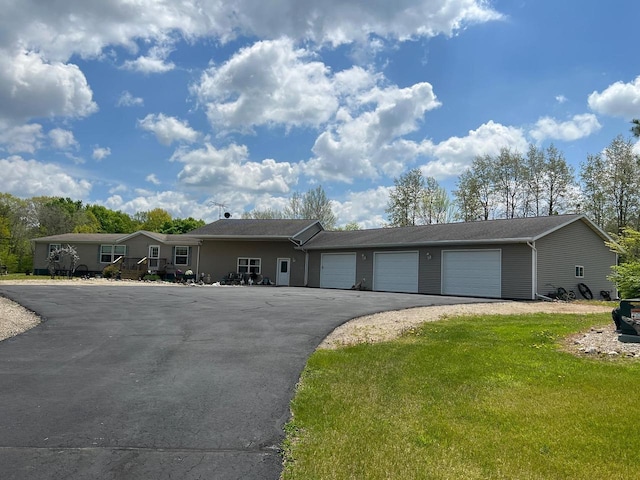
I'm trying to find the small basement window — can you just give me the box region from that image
[575,265,584,278]
[238,257,261,274]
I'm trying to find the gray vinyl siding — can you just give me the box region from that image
[536,220,616,298]
[308,244,533,299]
[33,242,107,274]
[198,240,305,285]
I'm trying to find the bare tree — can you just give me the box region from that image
[493,148,526,219]
[580,135,640,232]
[386,169,425,227]
[543,144,575,216]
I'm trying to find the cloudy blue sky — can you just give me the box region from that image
[1,0,638,227]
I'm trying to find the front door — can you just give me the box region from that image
[148,245,160,271]
[276,258,290,286]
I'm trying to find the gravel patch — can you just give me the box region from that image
[0,296,41,342]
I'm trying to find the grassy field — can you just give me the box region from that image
[283,312,640,480]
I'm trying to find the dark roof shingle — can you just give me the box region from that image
[304,215,606,249]
[188,219,320,238]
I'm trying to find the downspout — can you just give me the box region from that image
[289,238,309,287]
[527,241,537,300]
[196,243,201,278]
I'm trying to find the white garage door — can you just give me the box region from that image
[442,250,501,298]
[373,251,419,293]
[320,253,356,289]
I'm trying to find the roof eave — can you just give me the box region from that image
[304,238,533,250]
[193,235,293,241]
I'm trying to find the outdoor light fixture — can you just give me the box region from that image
[361,254,367,260]
[426,252,432,260]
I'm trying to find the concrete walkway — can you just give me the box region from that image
[0,285,492,479]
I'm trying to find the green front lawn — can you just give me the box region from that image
[283,313,640,479]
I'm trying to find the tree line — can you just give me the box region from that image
[387,135,640,235]
[0,195,204,273]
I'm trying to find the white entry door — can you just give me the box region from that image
[276,258,290,286]
[148,245,160,271]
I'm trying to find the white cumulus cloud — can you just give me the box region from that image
[48,128,77,150]
[530,113,601,142]
[588,76,640,118]
[146,173,161,185]
[171,143,299,195]
[92,146,112,161]
[0,124,44,153]
[0,155,92,198]
[304,82,441,182]
[420,121,528,179]
[0,50,97,125]
[138,113,200,145]
[117,91,144,107]
[193,38,338,130]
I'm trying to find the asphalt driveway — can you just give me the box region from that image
[0,285,495,479]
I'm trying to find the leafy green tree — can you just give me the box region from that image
[137,208,172,232]
[160,217,206,234]
[0,193,34,272]
[86,205,138,233]
[631,118,640,138]
[607,227,640,298]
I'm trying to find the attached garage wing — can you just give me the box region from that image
[373,251,419,293]
[442,250,501,298]
[320,253,356,289]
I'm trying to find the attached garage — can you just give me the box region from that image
[373,251,419,293]
[320,253,356,289]
[442,250,501,298]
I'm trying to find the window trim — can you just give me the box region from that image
[237,257,261,274]
[575,265,585,278]
[100,244,127,264]
[174,246,190,266]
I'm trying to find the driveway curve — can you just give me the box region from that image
[0,285,494,479]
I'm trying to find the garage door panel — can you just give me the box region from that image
[442,250,501,298]
[320,253,356,289]
[373,252,418,293]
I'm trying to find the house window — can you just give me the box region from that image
[575,265,584,278]
[100,245,126,263]
[174,246,189,266]
[238,257,261,274]
[48,244,61,259]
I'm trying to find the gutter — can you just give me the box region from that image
[304,238,535,251]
